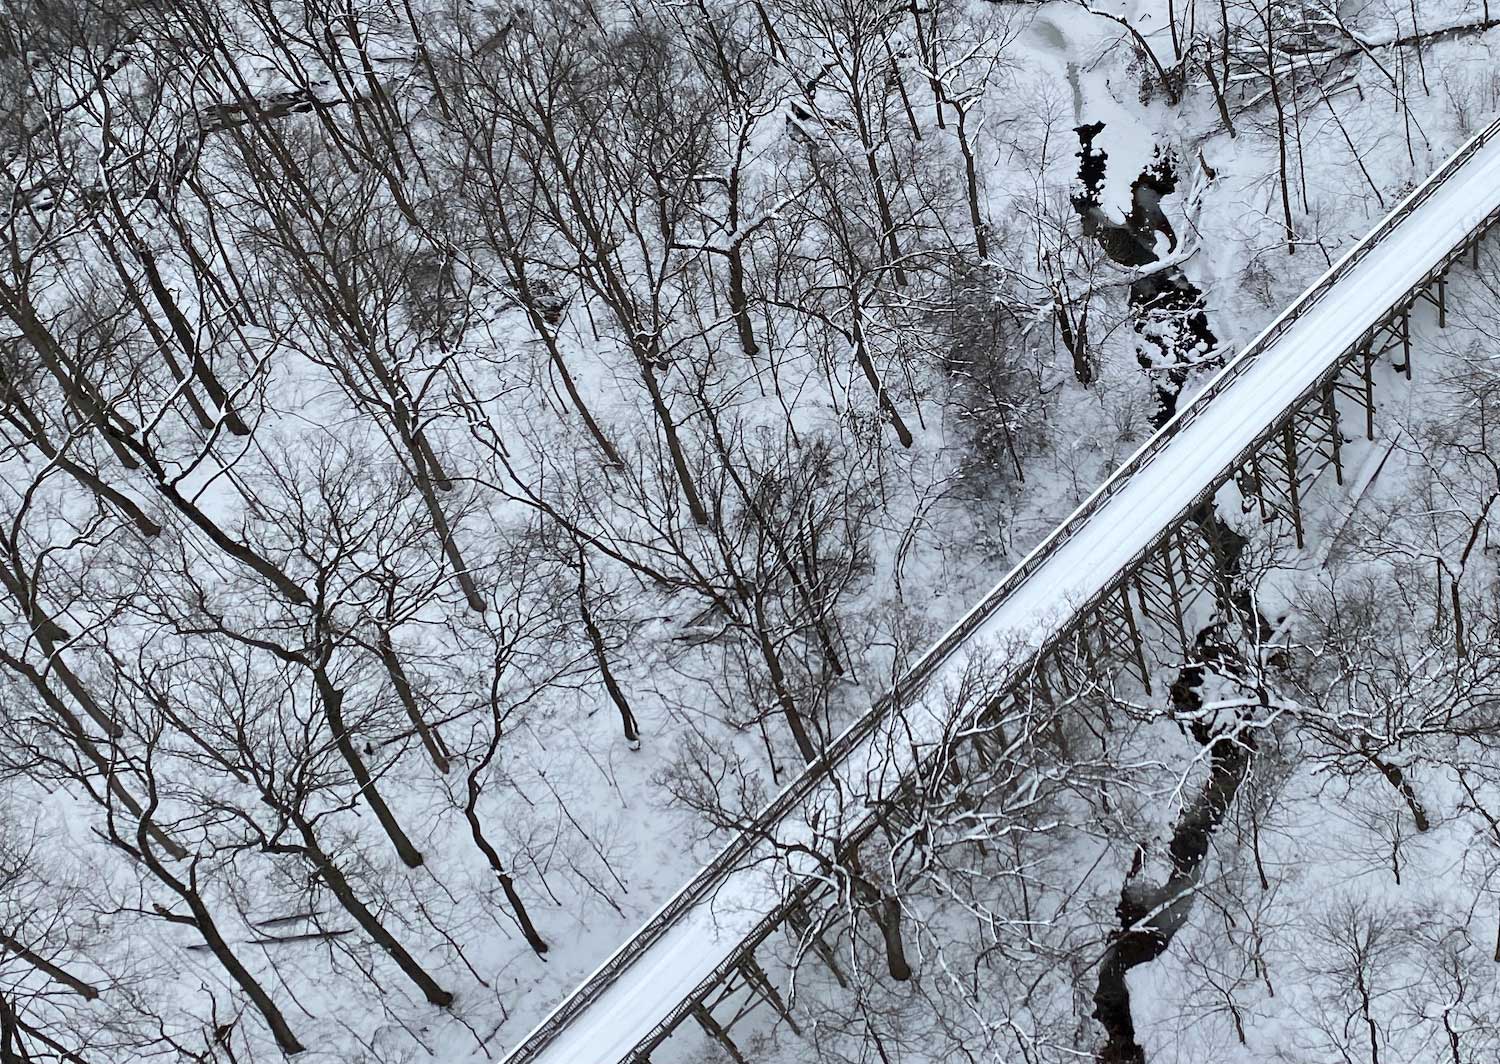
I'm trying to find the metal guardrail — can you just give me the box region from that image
[500,114,1500,1064]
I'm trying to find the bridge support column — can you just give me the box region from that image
[1282,424,1304,548]
[1401,311,1413,379]
[1323,386,1343,485]
[1174,530,1196,588]
[1247,452,1271,523]
[741,956,802,1035]
[1118,585,1151,695]
[1362,344,1376,439]
[1131,576,1170,660]
[1078,624,1102,683]
[1031,661,1056,708]
[1054,634,1101,704]
[1155,543,1191,656]
[693,1003,748,1064]
[1438,273,1447,327]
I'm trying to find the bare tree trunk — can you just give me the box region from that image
[846,857,911,981]
[462,772,551,957]
[284,816,453,1007]
[1262,22,1297,255]
[910,2,946,127]
[876,894,912,981]
[375,625,452,774]
[1203,59,1237,138]
[576,554,640,747]
[1368,753,1429,831]
[847,65,907,286]
[0,398,161,536]
[727,242,760,358]
[0,650,187,859]
[636,354,712,526]
[463,682,550,956]
[746,589,819,764]
[954,104,989,258]
[697,409,846,677]
[309,657,425,868]
[0,934,99,1000]
[493,209,625,467]
[850,299,914,447]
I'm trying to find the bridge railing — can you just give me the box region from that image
[500,114,1500,1064]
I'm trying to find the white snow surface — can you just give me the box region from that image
[503,119,1500,1064]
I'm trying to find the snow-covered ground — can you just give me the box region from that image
[6,1,1500,1062]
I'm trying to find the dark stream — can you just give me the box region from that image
[1088,498,1270,1057]
[1059,125,1269,1061]
[1071,123,1219,427]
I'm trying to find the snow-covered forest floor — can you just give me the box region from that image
[3,0,1500,1061]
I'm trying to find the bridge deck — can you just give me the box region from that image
[504,120,1500,1064]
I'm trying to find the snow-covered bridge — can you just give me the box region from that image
[500,116,1500,1064]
